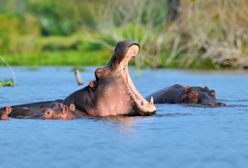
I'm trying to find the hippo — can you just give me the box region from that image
[0,100,63,119]
[63,40,156,116]
[43,103,82,120]
[0,106,12,121]
[0,41,156,118]
[146,84,225,107]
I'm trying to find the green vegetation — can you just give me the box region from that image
[0,79,15,87]
[0,0,248,69]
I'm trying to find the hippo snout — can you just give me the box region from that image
[206,102,226,107]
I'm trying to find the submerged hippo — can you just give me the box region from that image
[1,100,63,119]
[43,103,82,120]
[0,41,156,118]
[0,106,12,121]
[146,84,225,107]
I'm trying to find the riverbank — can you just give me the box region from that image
[1,1,248,70]
[0,50,244,70]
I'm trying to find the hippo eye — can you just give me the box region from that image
[46,112,50,115]
[190,92,196,97]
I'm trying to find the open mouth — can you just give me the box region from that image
[120,43,156,115]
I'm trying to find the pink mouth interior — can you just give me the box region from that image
[120,45,156,113]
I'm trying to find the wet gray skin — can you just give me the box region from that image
[146,84,225,107]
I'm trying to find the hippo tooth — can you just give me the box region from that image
[150,96,154,105]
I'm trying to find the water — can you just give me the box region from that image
[0,67,248,168]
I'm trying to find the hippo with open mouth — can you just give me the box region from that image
[63,41,156,116]
[146,84,225,107]
[0,41,156,118]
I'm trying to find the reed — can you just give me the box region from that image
[0,56,16,87]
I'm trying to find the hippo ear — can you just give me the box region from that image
[184,86,191,93]
[69,104,76,112]
[62,105,69,114]
[209,90,216,98]
[204,86,209,91]
[5,106,12,114]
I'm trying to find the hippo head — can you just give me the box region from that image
[43,103,75,120]
[182,86,225,107]
[0,106,12,120]
[84,41,156,116]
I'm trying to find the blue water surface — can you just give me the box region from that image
[0,67,248,168]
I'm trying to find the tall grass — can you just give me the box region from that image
[86,0,248,69]
[175,0,248,69]
[86,0,167,68]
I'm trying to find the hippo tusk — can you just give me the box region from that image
[150,96,154,105]
[147,97,154,108]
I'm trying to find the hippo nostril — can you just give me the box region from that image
[207,103,215,107]
[218,102,226,106]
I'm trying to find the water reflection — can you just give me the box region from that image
[102,116,138,126]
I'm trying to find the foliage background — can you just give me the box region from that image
[0,0,248,69]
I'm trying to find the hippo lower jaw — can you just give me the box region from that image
[117,44,156,115]
[125,67,156,115]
